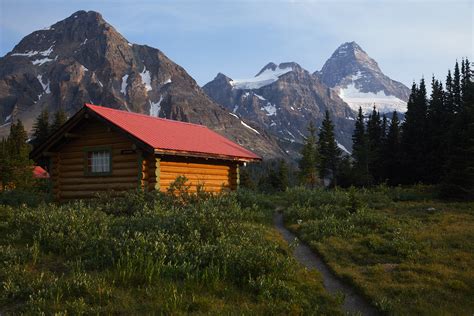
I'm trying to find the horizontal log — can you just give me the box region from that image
[60,182,138,192]
[160,177,228,184]
[159,186,226,193]
[59,161,137,172]
[160,181,229,188]
[159,174,229,181]
[60,168,138,178]
[160,161,230,170]
[160,166,230,175]
[59,176,138,185]
[62,156,140,165]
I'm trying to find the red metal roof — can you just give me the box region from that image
[85,104,260,161]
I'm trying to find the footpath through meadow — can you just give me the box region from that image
[273,211,379,316]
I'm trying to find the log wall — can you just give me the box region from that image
[50,120,140,201]
[157,156,240,193]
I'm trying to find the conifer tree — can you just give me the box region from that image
[51,108,67,134]
[425,77,447,183]
[445,70,455,114]
[299,121,319,188]
[31,109,50,148]
[461,58,472,102]
[367,105,383,183]
[351,107,370,186]
[277,159,289,191]
[383,111,402,185]
[3,120,32,189]
[453,61,462,111]
[401,79,428,183]
[317,111,342,187]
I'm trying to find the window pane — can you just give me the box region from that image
[88,150,111,173]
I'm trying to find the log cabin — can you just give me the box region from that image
[30,104,261,201]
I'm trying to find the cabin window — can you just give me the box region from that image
[84,147,112,176]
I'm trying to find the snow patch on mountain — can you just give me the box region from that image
[149,95,163,117]
[339,83,407,114]
[241,121,260,134]
[37,75,50,94]
[230,65,292,90]
[254,93,266,101]
[11,45,54,58]
[140,67,152,91]
[337,142,351,154]
[120,74,128,95]
[262,102,277,116]
[32,56,56,66]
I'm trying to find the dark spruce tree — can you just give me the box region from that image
[425,77,448,183]
[401,79,428,183]
[366,105,383,183]
[31,109,50,148]
[453,61,462,112]
[382,111,402,185]
[2,120,33,189]
[276,159,289,191]
[445,70,455,114]
[299,121,319,188]
[351,107,371,186]
[317,111,342,187]
[51,108,68,134]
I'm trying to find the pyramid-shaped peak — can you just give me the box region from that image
[68,10,104,21]
[333,41,367,57]
[49,10,108,30]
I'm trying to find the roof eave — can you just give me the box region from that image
[154,148,261,162]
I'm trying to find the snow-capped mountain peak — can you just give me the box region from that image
[316,41,410,114]
[229,62,294,90]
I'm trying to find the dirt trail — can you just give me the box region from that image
[273,212,379,316]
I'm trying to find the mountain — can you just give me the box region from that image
[0,10,285,159]
[203,62,356,154]
[315,41,410,114]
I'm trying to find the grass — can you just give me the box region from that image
[281,185,474,315]
[0,189,342,315]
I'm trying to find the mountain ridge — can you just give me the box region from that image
[0,10,286,159]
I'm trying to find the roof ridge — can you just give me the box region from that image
[84,103,208,129]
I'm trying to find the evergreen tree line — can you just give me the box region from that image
[352,59,473,198]
[31,108,67,148]
[296,59,473,200]
[0,108,67,190]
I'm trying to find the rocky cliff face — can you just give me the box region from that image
[0,10,285,158]
[203,62,356,154]
[315,41,410,114]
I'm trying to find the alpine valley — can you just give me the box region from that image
[0,10,410,159]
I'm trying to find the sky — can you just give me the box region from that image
[0,0,472,87]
